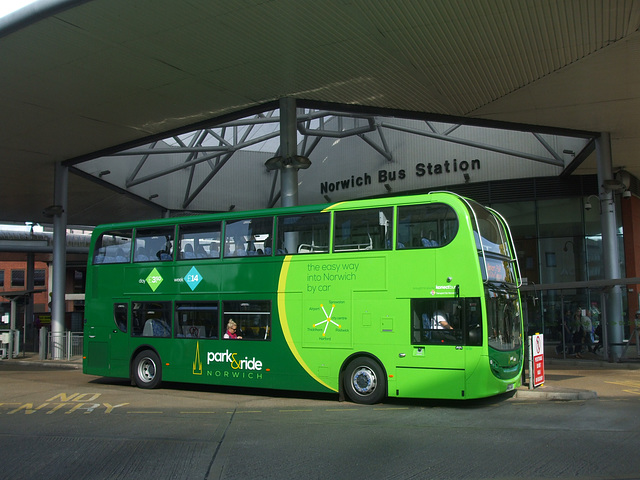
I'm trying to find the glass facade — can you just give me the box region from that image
[492,196,626,344]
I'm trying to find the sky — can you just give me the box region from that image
[0,0,38,19]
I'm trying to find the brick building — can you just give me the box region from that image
[0,251,87,353]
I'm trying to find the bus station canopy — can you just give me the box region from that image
[1,0,639,225]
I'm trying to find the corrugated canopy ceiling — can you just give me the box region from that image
[0,0,639,225]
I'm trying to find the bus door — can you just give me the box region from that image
[86,314,110,377]
[85,298,129,376]
[86,300,130,376]
[396,297,470,399]
[107,300,130,375]
[85,298,130,376]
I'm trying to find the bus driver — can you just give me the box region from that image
[432,310,453,330]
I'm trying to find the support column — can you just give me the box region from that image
[8,297,17,359]
[264,98,311,252]
[280,97,300,208]
[51,162,68,360]
[596,132,624,361]
[26,252,34,352]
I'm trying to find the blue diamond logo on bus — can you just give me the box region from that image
[184,266,202,291]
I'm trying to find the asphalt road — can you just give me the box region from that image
[1,363,639,480]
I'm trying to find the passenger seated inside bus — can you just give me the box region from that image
[182,244,196,259]
[135,247,149,261]
[227,237,247,256]
[420,230,439,247]
[153,239,173,261]
[223,319,242,339]
[142,319,171,337]
[115,248,128,263]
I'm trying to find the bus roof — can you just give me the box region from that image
[92,191,471,232]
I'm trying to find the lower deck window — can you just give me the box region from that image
[131,302,172,337]
[411,297,482,346]
[222,300,271,340]
[114,303,127,333]
[175,302,219,339]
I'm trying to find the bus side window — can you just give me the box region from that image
[93,229,132,264]
[131,302,172,337]
[222,300,271,340]
[397,203,458,250]
[175,302,219,339]
[410,298,465,345]
[276,212,330,255]
[114,303,128,333]
[333,207,392,252]
[135,227,175,262]
[224,217,273,257]
[465,299,482,346]
[177,222,221,260]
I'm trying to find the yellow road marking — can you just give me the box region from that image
[606,380,640,388]
[622,389,640,395]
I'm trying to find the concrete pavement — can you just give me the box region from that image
[2,349,639,402]
[515,346,640,401]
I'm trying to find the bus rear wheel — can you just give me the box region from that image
[133,350,162,389]
[344,357,386,404]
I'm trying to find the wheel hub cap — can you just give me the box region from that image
[352,367,376,395]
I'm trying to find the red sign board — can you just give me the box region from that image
[531,333,545,387]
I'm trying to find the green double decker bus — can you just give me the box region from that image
[83,191,523,404]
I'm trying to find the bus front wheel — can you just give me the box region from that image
[344,357,386,404]
[132,350,162,389]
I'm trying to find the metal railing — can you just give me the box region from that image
[47,332,83,361]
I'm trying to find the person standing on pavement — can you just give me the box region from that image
[593,323,603,354]
[581,309,594,353]
[572,308,585,357]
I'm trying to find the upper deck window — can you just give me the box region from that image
[466,201,510,256]
[333,207,392,252]
[134,227,175,262]
[224,217,273,257]
[276,212,330,255]
[178,222,221,260]
[93,229,132,264]
[465,200,518,283]
[396,203,458,249]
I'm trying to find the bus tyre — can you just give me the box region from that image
[133,350,162,389]
[344,357,386,405]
